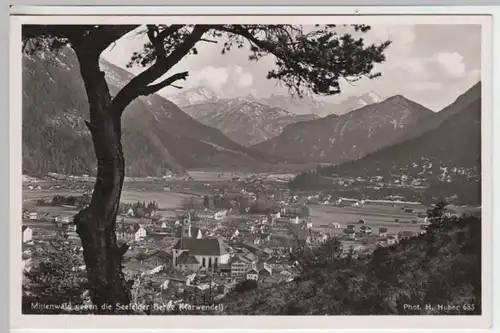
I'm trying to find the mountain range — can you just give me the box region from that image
[170,88,383,118]
[289,82,481,204]
[22,46,482,194]
[178,91,318,146]
[22,49,277,177]
[252,95,436,165]
[327,82,482,178]
[251,93,332,116]
[168,86,385,146]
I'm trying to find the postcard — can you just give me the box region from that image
[9,6,493,330]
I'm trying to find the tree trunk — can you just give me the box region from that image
[73,48,131,312]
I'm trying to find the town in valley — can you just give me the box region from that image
[21,168,480,312]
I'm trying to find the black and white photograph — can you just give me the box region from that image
[10,10,492,329]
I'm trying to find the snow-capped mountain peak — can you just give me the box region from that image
[167,86,219,107]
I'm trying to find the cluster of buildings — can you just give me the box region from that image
[22,210,73,226]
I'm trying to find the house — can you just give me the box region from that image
[28,212,38,220]
[360,226,372,234]
[378,227,388,238]
[317,233,329,243]
[116,224,147,242]
[231,255,253,277]
[127,208,135,217]
[66,223,79,240]
[66,224,77,232]
[172,238,231,271]
[331,223,341,229]
[420,225,428,235]
[418,216,429,224]
[399,231,415,239]
[59,216,72,223]
[387,236,397,245]
[264,257,283,270]
[22,253,32,272]
[214,210,228,220]
[344,228,356,240]
[404,208,415,213]
[246,269,259,281]
[258,267,272,278]
[176,252,201,271]
[346,224,356,231]
[134,226,147,241]
[124,259,152,275]
[22,226,33,244]
[144,250,173,267]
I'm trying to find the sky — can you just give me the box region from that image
[101,24,482,111]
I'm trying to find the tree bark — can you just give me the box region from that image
[73,47,131,312]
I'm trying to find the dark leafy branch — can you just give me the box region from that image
[110,25,209,116]
[216,25,391,96]
[125,24,391,99]
[23,24,391,115]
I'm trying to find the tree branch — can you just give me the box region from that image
[200,38,218,44]
[90,25,139,54]
[140,71,189,96]
[110,25,209,116]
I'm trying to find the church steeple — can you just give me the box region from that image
[182,212,192,238]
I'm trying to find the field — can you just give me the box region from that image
[120,190,191,210]
[24,188,192,210]
[309,203,427,235]
[23,179,434,238]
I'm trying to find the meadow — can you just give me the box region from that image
[309,203,427,235]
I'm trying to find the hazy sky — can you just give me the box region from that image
[102,24,481,111]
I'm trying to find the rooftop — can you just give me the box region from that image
[173,238,230,256]
[177,252,200,265]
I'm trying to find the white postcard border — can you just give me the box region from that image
[9,7,496,331]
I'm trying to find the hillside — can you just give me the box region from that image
[181,97,318,146]
[22,49,276,177]
[395,81,481,143]
[252,95,435,164]
[222,212,481,315]
[290,83,481,205]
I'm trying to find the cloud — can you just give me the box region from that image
[234,65,243,74]
[394,51,468,85]
[188,66,229,92]
[432,52,467,78]
[237,72,254,87]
